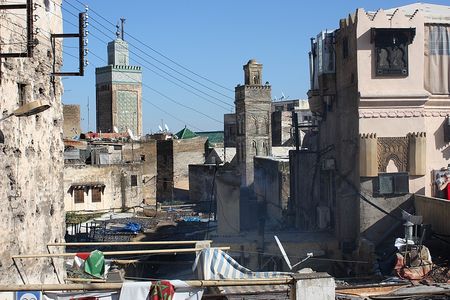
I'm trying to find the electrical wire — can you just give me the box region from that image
[59,0,289,117]
[8,9,217,130]
[71,0,234,93]
[51,5,233,115]
[58,0,234,108]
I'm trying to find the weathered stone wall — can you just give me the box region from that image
[156,140,173,201]
[64,164,144,212]
[235,84,272,187]
[95,83,113,132]
[271,111,293,146]
[188,164,216,205]
[223,113,236,147]
[0,0,65,283]
[122,140,157,204]
[63,104,81,138]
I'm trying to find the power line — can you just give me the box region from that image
[86,20,233,109]
[5,12,208,132]
[59,0,234,105]
[55,3,233,112]
[44,4,225,125]
[72,0,234,93]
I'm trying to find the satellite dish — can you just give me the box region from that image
[164,124,169,132]
[113,126,119,133]
[274,235,313,270]
[127,128,134,139]
[158,125,163,132]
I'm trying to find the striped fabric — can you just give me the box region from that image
[193,248,291,280]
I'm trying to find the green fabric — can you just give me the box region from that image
[175,126,198,139]
[84,250,105,278]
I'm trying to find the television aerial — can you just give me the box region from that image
[164,124,169,132]
[274,235,313,270]
[158,125,163,132]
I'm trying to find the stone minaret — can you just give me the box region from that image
[235,59,272,187]
[95,22,142,135]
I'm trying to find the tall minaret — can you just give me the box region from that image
[235,59,272,187]
[95,19,143,135]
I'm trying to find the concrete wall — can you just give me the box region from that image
[189,164,216,205]
[63,104,81,138]
[359,179,413,244]
[216,168,241,235]
[294,273,335,300]
[64,164,144,212]
[0,0,65,283]
[254,156,290,227]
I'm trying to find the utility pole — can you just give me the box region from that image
[87,96,90,131]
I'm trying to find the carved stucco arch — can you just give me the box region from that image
[377,137,408,172]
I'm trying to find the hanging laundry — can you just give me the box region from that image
[150,281,175,300]
[119,282,151,300]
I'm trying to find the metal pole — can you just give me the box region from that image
[26,0,33,57]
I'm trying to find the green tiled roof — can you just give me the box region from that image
[195,131,224,145]
[175,126,198,139]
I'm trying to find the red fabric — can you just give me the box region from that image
[75,252,90,260]
[394,253,433,280]
[446,185,450,200]
[150,280,175,300]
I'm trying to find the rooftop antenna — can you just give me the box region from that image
[120,17,126,40]
[274,235,313,270]
[164,124,169,132]
[115,22,120,39]
[158,125,163,132]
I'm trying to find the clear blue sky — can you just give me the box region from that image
[60,0,448,133]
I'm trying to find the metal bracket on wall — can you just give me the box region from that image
[0,0,34,84]
[51,10,88,76]
[0,0,34,58]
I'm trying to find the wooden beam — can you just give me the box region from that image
[12,247,230,259]
[48,240,212,247]
[0,278,293,291]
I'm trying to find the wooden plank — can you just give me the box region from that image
[48,240,212,247]
[12,247,230,259]
[0,278,294,291]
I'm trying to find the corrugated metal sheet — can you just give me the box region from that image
[414,195,450,236]
[64,149,80,160]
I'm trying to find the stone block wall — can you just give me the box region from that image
[64,164,144,212]
[0,0,65,283]
[63,104,81,138]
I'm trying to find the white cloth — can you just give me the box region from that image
[44,291,118,300]
[170,280,203,300]
[119,282,151,300]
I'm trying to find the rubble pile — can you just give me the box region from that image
[420,266,450,284]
